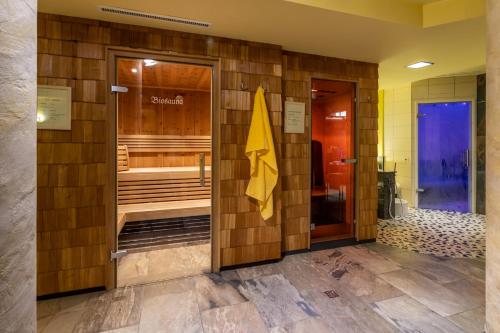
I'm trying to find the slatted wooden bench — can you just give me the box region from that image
[116,135,211,233]
[118,167,212,205]
[118,134,211,153]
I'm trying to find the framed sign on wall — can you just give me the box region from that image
[37,85,72,130]
[284,101,306,133]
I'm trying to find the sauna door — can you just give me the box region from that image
[310,79,356,242]
[113,55,213,286]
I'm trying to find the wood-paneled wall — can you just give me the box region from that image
[282,52,379,251]
[36,13,283,295]
[36,13,378,296]
[118,87,211,167]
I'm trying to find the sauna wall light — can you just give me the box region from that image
[131,68,138,73]
[325,111,347,120]
[406,61,433,69]
[144,59,157,67]
[37,112,46,123]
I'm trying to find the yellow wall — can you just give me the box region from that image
[382,75,477,208]
[382,85,413,206]
[378,90,384,156]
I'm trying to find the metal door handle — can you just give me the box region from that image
[111,85,129,93]
[465,149,470,168]
[416,188,425,193]
[341,158,357,164]
[199,153,206,186]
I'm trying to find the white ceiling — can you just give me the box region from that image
[38,0,486,89]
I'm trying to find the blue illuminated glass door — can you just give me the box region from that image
[417,102,471,212]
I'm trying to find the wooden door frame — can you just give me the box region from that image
[105,47,221,289]
[308,75,359,245]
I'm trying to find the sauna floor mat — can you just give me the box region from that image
[119,215,210,251]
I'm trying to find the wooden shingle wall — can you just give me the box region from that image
[281,52,379,251]
[36,13,282,295]
[36,13,378,296]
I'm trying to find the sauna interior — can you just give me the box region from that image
[311,79,356,242]
[115,58,212,286]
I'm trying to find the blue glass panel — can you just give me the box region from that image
[418,102,471,212]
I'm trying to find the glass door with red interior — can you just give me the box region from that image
[311,79,356,241]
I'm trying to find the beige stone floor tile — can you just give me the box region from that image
[193,273,247,312]
[37,293,91,320]
[300,288,393,333]
[340,245,402,275]
[37,315,53,333]
[37,244,486,333]
[270,317,331,333]
[443,278,485,307]
[100,286,144,332]
[118,243,211,286]
[138,290,202,333]
[100,325,139,333]
[238,274,318,329]
[448,306,486,333]
[410,261,469,284]
[441,257,485,282]
[42,309,85,333]
[372,295,467,332]
[142,276,195,299]
[312,249,404,304]
[236,262,282,280]
[277,253,337,292]
[117,252,150,287]
[380,269,482,316]
[201,302,268,333]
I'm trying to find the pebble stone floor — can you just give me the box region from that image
[37,243,485,333]
[377,208,486,259]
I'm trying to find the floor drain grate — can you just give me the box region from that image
[324,289,339,298]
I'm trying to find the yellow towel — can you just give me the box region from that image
[245,86,278,220]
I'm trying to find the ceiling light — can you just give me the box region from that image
[144,59,157,67]
[131,68,138,73]
[407,61,433,69]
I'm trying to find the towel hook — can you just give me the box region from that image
[259,81,268,93]
[240,81,249,91]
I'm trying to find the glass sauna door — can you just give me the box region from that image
[115,56,212,286]
[417,102,471,212]
[311,79,356,241]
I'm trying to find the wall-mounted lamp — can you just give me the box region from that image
[144,59,157,67]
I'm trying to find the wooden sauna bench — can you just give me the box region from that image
[116,134,212,234]
[117,166,212,233]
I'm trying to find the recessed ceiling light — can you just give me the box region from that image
[144,59,157,67]
[407,61,433,69]
[131,68,138,73]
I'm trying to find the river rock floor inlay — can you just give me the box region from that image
[377,208,485,259]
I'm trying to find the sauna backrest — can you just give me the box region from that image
[117,145,130,172]
[117,134,211,153]
[118,169,211,205]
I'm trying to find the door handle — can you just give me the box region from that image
[199,153,206,187]
[341,158,357,164]
[416,188,425,193]
[111,85,129,93]
[465,149,470,168]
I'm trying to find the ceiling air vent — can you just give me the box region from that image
[98,6,211,28]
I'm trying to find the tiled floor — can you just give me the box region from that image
[117,243,211,287]
[37,243,485,333]
[378,208,486,259]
